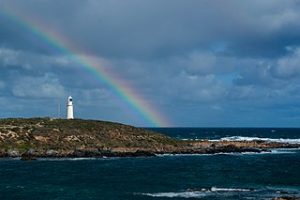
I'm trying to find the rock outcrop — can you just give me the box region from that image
[272,197,300,200]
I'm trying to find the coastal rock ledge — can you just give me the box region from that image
[273,197,300,200]
[0,118,299,159]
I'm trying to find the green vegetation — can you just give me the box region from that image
[0,118,181,156]
[1,118,295,158]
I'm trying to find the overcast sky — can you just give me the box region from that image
[1,0,300,127]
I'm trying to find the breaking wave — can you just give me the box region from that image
[141,191,206,198]
[156,148,298,157]
[140,187,253,198]
[139,187,300,199]
[208,136,300,144]
[209,187,252,192]
[36,157,122,161]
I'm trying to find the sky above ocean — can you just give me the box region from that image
[1,0,300,127]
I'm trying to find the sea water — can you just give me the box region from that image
[0,128,300,200]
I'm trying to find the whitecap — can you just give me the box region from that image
[208,136,300,144]
[37,157,100,161]
[139,187,254,198]
[141,191,207,198]
[155,153,211,157]
[155,151,291,157]
[210,187,252,192]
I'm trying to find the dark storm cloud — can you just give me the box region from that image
[1,0,300,126]
[2,0,300,58]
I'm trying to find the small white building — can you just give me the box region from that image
[67,96,74,119]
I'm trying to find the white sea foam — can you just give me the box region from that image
[140,187,253,198]
[141,191,206,198]
[156,153,211,157]
[156,148,300,157]
[38,157,101,161]
[155,152,262,157]
[207,136,300,144]
[270,148,299,154]
[210,187,252,192]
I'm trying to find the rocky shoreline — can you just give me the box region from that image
[2,139,299,160]
[0,118,299,160]
[273,197,300,200]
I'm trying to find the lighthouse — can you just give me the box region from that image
[67,96,74,119]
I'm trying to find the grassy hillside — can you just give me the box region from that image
[1,118,298,158]
[0,118,181,157]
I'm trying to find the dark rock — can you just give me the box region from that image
[21,153,36,161]
[272,197,300,200]
[131,150,156,157]
[72,149,100,157]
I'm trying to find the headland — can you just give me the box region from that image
[0,118,299,159]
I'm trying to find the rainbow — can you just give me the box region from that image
[2,5,170,127]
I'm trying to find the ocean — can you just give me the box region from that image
[0,128,300,200]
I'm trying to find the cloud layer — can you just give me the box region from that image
[1,0,300,126]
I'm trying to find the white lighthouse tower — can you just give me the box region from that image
[67,96,74,119]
